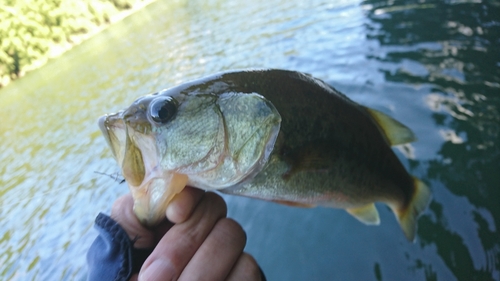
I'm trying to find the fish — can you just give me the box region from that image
[98,69,431,241]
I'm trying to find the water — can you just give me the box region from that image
[0,0,498,280]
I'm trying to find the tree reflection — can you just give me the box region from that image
[362,0,500,280]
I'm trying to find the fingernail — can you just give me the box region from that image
[139,259,172,281]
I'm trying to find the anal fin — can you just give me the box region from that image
[346,203,380,225]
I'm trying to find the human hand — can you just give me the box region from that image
[110,187,263,281]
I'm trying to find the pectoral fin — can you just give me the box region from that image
[282,141,335,180]
[365,107,416,146]
[346,203,380,225]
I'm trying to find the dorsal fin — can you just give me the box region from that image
[365,107,416,146]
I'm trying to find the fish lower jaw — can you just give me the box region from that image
[129,171,188,226]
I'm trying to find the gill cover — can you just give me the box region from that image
[157,92,282,189]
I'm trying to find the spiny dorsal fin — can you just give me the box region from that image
[346,203,380,225]
[365,107,416,146]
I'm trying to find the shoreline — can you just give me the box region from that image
[0,0,157,89]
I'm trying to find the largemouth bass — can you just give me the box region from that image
[98,69,431,241]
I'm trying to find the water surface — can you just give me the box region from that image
[0,0,498,280]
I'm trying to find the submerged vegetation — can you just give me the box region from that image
[0,0,151,87]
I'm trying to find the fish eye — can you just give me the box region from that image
[149,96,178,124]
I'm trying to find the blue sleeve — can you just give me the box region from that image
[86,213,152,281]
[86,213,267,281]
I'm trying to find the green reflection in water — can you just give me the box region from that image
[0,4,171,281]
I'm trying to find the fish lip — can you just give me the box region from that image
[98,115,113,155]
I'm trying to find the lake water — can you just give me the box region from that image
[1,0,498,280]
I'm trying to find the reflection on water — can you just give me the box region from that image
[364,1,500,279]
[0,0,498,280]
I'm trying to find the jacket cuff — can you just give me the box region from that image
[86,213,152,281]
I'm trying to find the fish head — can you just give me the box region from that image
[99,89,281,226]
[98,93,185,226]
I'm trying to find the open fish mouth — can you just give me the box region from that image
[98,113,148,188]
[98,113,188,226]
